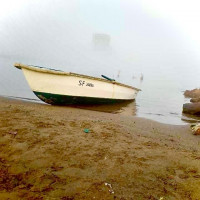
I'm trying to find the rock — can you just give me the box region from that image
[183,103,200,115]
[181,114,200,123]
[190,98,200,103]
[191,124,200,135]
[184,89,200,98]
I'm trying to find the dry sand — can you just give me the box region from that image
[0,96,200,200]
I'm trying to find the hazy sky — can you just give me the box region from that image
[1,0,200,76]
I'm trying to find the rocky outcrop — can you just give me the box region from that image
[183,103,200,115]
[190,98,200,103]
[183,89,200,116]
[184,88,200,98]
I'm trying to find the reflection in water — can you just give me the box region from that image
[71,100,137,116]
[140,73,144,82]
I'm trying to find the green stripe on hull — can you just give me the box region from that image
[33,91,133,105]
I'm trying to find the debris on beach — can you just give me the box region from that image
[84,128,90,133]
[190,124,200,135]
[104,182,114,194]
[8,131,18,136]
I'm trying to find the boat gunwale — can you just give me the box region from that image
[14,63,141,91]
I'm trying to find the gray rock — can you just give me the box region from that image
[183,103,200,115]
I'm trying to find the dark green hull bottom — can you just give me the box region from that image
[33,91,133,105]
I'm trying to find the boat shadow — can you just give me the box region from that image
[68,100,137,115]
[3,95,137,116]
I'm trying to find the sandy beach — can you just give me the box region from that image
[0,97,200,200]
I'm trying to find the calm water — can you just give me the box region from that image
[1,56,200,125]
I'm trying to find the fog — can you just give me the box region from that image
[1,0,200,75]
[1,0,200,123]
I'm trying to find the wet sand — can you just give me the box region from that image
[0,96,200,200]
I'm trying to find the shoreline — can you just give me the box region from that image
[1,96,200,199]
[0,95,192,125]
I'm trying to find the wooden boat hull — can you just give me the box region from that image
[14,63,140,105]
[33,91,134,105]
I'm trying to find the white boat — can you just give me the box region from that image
[14,63,141,105]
